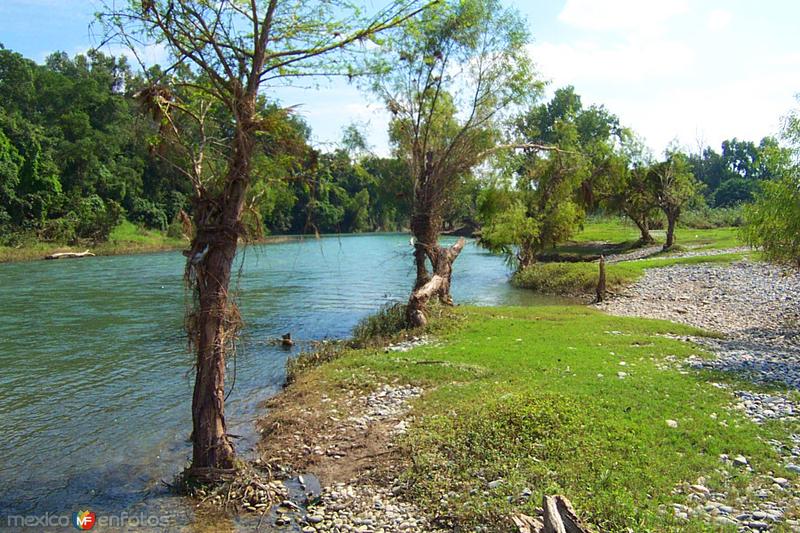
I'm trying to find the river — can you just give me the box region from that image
[0,234,560,529]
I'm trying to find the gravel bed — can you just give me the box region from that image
[296,383,436,532]
[603,245,749,264]
[300,482,446,533]
[594,260,800,340]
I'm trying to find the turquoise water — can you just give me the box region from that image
[0,234,560,522]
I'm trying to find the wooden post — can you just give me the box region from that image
[595,255,606,303]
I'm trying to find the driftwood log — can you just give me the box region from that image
[512,495,593,533]
[44,250,96,260]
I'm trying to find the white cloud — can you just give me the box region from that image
[558,0,689,32]
[707,9,733,32]
[603,70,800,154]
[530,38,694,85]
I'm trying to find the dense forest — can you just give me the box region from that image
[0,45,428,245]
[0,44,793,249]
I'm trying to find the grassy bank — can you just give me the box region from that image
[572,218,742,251]
[0,222,318,263]
[271,305,798,531]
[513,252,751,297]
[0,221,187,263]
[511,219,749,297]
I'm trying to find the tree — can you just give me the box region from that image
[688,136,792,206]
[368,0,536,326]
[648,151,700,250]
[99,0,430,477]
[743,97,800,265]
[603,133,658,244]
[480,87,623,268]
[742,172,800,266]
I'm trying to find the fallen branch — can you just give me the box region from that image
[44,250,96,260]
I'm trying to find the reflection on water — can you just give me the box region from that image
[0,234,565,526]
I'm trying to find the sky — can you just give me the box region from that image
[1,0,799,157]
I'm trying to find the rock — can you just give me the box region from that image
[733,455,749,467]
[666,419,678,428]
[487,479,503,490]
[714,516,738,526]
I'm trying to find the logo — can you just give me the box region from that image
[72,510,96,530]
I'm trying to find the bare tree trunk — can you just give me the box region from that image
[186,100,256,475]
[631,216,654,245]
[188,224,237,473]
[407,237,465,328]
[664,213,677,250]
[410,212,439,290]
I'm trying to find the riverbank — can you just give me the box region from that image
[0,225,377,263]
[254,298,800,532]
[0,221,187,263]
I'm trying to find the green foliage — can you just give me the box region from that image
[743,173,800,266]
[371,0,537,237]
[680,206,744,229]
[129,198,168,231]
[688,136,792,206]
[0,45,422,246]
[75,195,125,242]
[480,87,619,266]
[351,303,410,347]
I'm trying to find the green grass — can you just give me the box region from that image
[0,220,186,263]
[300,306,799,531]
[569,218,743,252]
[513,252,750,296]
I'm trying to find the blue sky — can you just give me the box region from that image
[2,0,799,156]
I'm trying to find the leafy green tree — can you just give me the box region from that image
[688,136,791,206]
[743,172,800,265]
[99,0,431,475]
[648,151,701,250]
[481,87,623,267]
[369,0,536,326]
[0,127,23,233]
[601,133,659,244]
[743,98,800,265]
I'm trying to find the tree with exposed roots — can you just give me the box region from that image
[99,0,431,480]
[367,0,537,327]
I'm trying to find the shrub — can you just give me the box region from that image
[351,303,409,347]
[742,174,800,266]
[512,261,635,296]
[681,206,744,229]
[39,213,79,243]
[130,198,168,231]
[73,195,124,243]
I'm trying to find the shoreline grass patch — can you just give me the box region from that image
[282,305,796,531]
[512,253,750,297]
